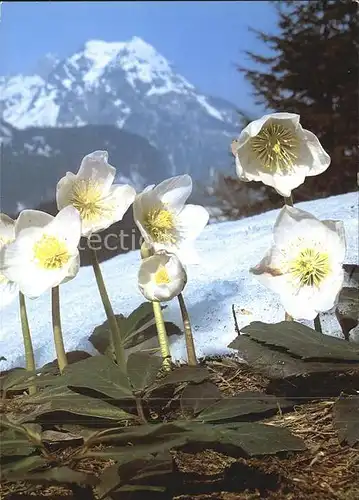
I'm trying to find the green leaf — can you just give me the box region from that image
[57,355,134,399]
[336,287,359,340]
[89,303,154,355]
[124,302,154,338]
[231,321,359,361]
[16,466,98,485]
[1,455,47,480]
[179,421,306,457]
[0,428,35,457]
[333,396,359,447]
[0,356,7,362]
[0,368,30,393]
[127,352,163,392]
[197,392,294,423]
[20,386,136,423]
[156,366,210,387]
[96,453,172,499]
[89,304,181,353]
[229,334,359,381]
[180,381,222,415]
[124,321,182,350]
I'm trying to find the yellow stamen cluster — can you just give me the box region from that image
[0,236,12,248]
[289,248,330,287]
[144,208,176,244]
[154,265,171,285]
[70,179,113,222]
[33,235,70,270]
[251,123,299,173]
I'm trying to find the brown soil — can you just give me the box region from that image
[1,358,358,500]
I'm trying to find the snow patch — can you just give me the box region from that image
[62,78,72,90]
[196,95,224,122]
[0,192,357,370]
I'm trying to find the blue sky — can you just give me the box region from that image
[0,1,278,115]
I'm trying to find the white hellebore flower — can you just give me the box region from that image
[250,206,346,320]
[0,206,82,299]
[133,175,209,254]
[56,150,136,237]
[138,251,187,302]
[0,214,18,309]
[232,113,330,197]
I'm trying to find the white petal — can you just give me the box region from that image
[176,204,209,242]
[0,279,18,310]
[154,175,192,212]
[0,214,15,243]
[77,150,115,194]
[314,267,344,312]
[322,220,346,263]
[61,254,80,284]
[56,172,77,210]
[261,170,306,198]
[133,190,154,232]
[237,113,300,147]
[15,210,54,237]
[138,251,186,302]
[46,206,82,252]
[301,129,331,175]
[235,145,263,182]
[273,206,323,246]
[0,231,69,298]
[108,184,136,223]
[280,287,319,320]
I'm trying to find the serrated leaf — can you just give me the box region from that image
[88,317,122,357]
[19,386,136,423]
[85,422,189,447]
[127,352,163,392]
[88,421,305,459]
[236,321,359,361]
[125,321,182,350]
[156,366,210,388]
[88,303,154,356]
[229,335,359,381]
[41,429,83,443]
[124,302,154,337]
[179,421,306,457]
[1,455,47,480]
[57,355,133,399]
[197,392,294,423]
[18,466,99,485]
[96,453,172,499]
[333,396,359,447]
[181,381,222,415]
[0,368,30,393]
[0,429,35,457]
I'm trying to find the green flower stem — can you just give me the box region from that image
[283,194,294,321]
[140,242,171,370]
[152,301,172,370]
[283,195,294,207]
[90,248,126,370]
[314,314,322,334]
[178,293,198,366]
[51,286,68,374]
[19,292,36,395]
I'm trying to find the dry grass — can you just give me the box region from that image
[0,358,358,500]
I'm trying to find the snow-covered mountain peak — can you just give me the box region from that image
[0,36,242,184]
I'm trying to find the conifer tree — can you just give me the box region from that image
[239,0,358,200]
